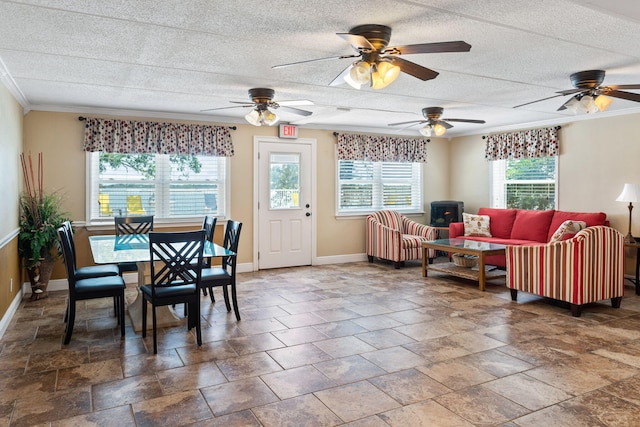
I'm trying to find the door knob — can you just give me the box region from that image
[306,212,311,217]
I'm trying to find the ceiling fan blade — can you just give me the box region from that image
[277,105,313,116]
[442,118,486,124]
[229,101,255,105]
[385,41,471,55]
[556,88,583,96]
[336,32,375,50]
[438,120,454,129]
[390,57,439,81]
[200,105,252,112]
[607,84,640,90]
[329,64,352,86]
[605,89,640,103]
[388,120,427,126]
[272,54,360,69]
[278,100,314,107]
[513,93,566,108]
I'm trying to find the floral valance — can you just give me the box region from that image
[82,118,234,157]
[485,126,559,160]
[335,132,428,163]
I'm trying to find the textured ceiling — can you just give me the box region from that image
[1,0,640,137]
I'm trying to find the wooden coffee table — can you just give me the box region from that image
[422,238,507,291]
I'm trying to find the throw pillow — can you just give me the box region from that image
[549,220,587,243]
[463,213,492,237]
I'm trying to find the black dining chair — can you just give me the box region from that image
[141,230,205,354]
[114,215,154,275]
[61,221,120,280]
[57,226,126,345]
[200,220,242,320]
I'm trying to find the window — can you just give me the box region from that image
[87,152,228,223]
[491,157,557,210]
[337,159,423,215]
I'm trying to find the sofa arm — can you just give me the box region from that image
[506,226,624,308]
[401,217,438,240]
[449,222,464,238]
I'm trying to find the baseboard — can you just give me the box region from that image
[313,253,368,265]
[0,289,24,339]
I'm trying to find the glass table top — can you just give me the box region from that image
[424,238,507,251]
[88,234,234,264]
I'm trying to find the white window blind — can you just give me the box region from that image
[337,159,423,215]
[87,152,228,224]
[491,157,557,210]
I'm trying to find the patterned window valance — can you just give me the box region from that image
[335,132,428,163]
[485,126,559,160]
[82,117,235,157]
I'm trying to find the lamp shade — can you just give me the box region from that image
[616,183,640,203]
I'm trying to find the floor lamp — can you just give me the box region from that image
[616,183,640,244]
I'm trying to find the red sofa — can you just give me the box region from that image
[448,208,608,267]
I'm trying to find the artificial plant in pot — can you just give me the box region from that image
[18,152,69,300]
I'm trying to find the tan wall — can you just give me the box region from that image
[0,82,24,318]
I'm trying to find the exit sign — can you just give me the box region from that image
[279,124,298,139]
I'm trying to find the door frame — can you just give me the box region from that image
[252,136,317,271]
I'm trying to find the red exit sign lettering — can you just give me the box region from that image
[279,124,298,139]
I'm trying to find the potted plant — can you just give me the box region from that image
[18,152,69,300]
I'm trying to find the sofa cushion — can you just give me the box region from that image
[463,213,492,237]
[510,209,555,243]
[549,220,587,243]
[547,210,607,241]
[477,208,518,239]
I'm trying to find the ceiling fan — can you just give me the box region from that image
[388,107,485,136]
[514,70,640,113]
[272,24,471,89]
[202,88,313,126]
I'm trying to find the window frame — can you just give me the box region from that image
[335,155,424,217]
[86,152,230,226]
[490,156,558,210]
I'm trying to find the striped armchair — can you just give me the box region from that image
[366,210,438,268]
[506,226,624,317]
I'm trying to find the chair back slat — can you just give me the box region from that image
[202,216,217,267]
[149,230,205,293]
[222,220,242,270]
[115,215,154,236]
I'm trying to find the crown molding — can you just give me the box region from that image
[0,55,30,113]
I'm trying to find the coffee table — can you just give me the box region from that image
[421,238,507,291]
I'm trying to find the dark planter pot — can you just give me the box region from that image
[26,258,55,301]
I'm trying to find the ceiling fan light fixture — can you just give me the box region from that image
[419,125,433,137]
[580,95,599,114]
[433,123,447,136]
[371,59,401,89]
[245,108,279,126]
[594,94,613,112]
[349,61,371,86]
[261,109,279,126]
[244,109,262,126]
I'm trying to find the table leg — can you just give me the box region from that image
[635,248,640,295]
[478,252,486,291]
[422,246,428,278]
[126,261,182,333]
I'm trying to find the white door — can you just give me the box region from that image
[255,138,314,269]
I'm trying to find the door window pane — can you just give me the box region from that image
[270,153,300,209]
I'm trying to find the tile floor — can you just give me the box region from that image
[2,260,640,426]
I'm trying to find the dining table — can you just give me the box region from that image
[88,233,235,332]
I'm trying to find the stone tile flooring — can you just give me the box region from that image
[2,260,640,426]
